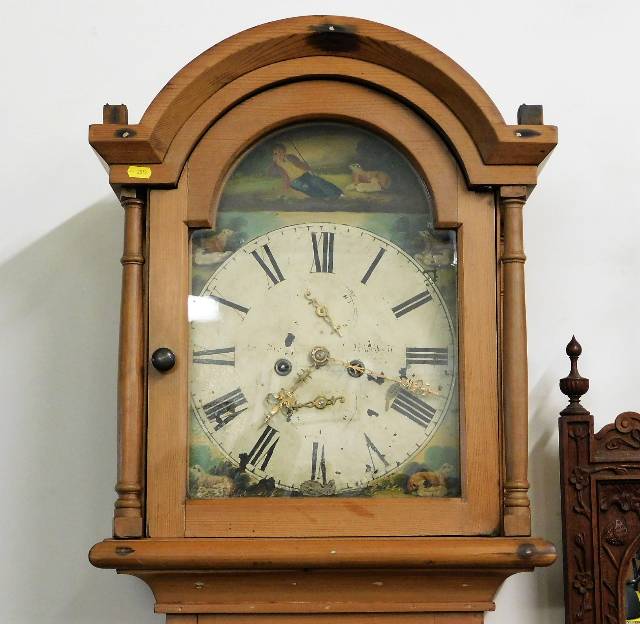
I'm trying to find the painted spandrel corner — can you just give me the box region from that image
[188,121,460,499]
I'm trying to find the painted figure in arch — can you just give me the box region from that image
[270,143,343,199]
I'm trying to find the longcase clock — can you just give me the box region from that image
[89,16,558,623]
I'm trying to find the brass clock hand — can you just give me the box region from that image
[264,366,314,422]
[294,394,345,411]
[329,356,440,398]
[266,393,345,422]
[264,346,333,422]
[304,289,343,336]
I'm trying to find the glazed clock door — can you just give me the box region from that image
[189,122,459,501]
[146,81,500,538]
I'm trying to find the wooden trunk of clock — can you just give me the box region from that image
[89,16,558,622]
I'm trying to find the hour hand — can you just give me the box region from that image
[265,391,345,422]
[285,394,346,422]
[304,289,343,336]
[295,395,345,411]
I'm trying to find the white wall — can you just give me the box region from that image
[2,1,638,622]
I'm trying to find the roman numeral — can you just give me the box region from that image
[209,294,250,315]
[251,244,285,285]
[361,248,386,284]
[392,290,432,318]
[311,441,327,484]
[364,433,389,474]
[311,232,334,273]
[391,389,436,428]
[406,347,449,366]
[193,346,235,366]
[245,425,280,471]
[202,387,248,431]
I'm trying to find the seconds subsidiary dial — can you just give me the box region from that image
[190,223,456,495]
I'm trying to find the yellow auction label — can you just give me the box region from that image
[127,166,152,179]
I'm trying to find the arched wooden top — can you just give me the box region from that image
[90,15,557,187]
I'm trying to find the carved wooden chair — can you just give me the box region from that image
[558,337,640,623]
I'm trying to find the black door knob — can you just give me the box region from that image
[151,347,176,372]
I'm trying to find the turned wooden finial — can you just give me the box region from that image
[559,336,590,413]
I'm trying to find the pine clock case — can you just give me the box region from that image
[89,16,557,621]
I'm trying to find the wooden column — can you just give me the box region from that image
[113,189,146,538]
[500,185,531,536]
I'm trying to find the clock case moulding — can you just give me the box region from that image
[88,15,558,623]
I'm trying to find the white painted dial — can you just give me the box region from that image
[190,223,456,494]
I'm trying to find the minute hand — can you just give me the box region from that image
[329,357,439,397]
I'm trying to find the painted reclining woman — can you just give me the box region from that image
[269,143,343,199]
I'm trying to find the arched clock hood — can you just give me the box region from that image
[89,15,556,188]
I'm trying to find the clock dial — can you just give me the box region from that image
[190,223,456,495]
